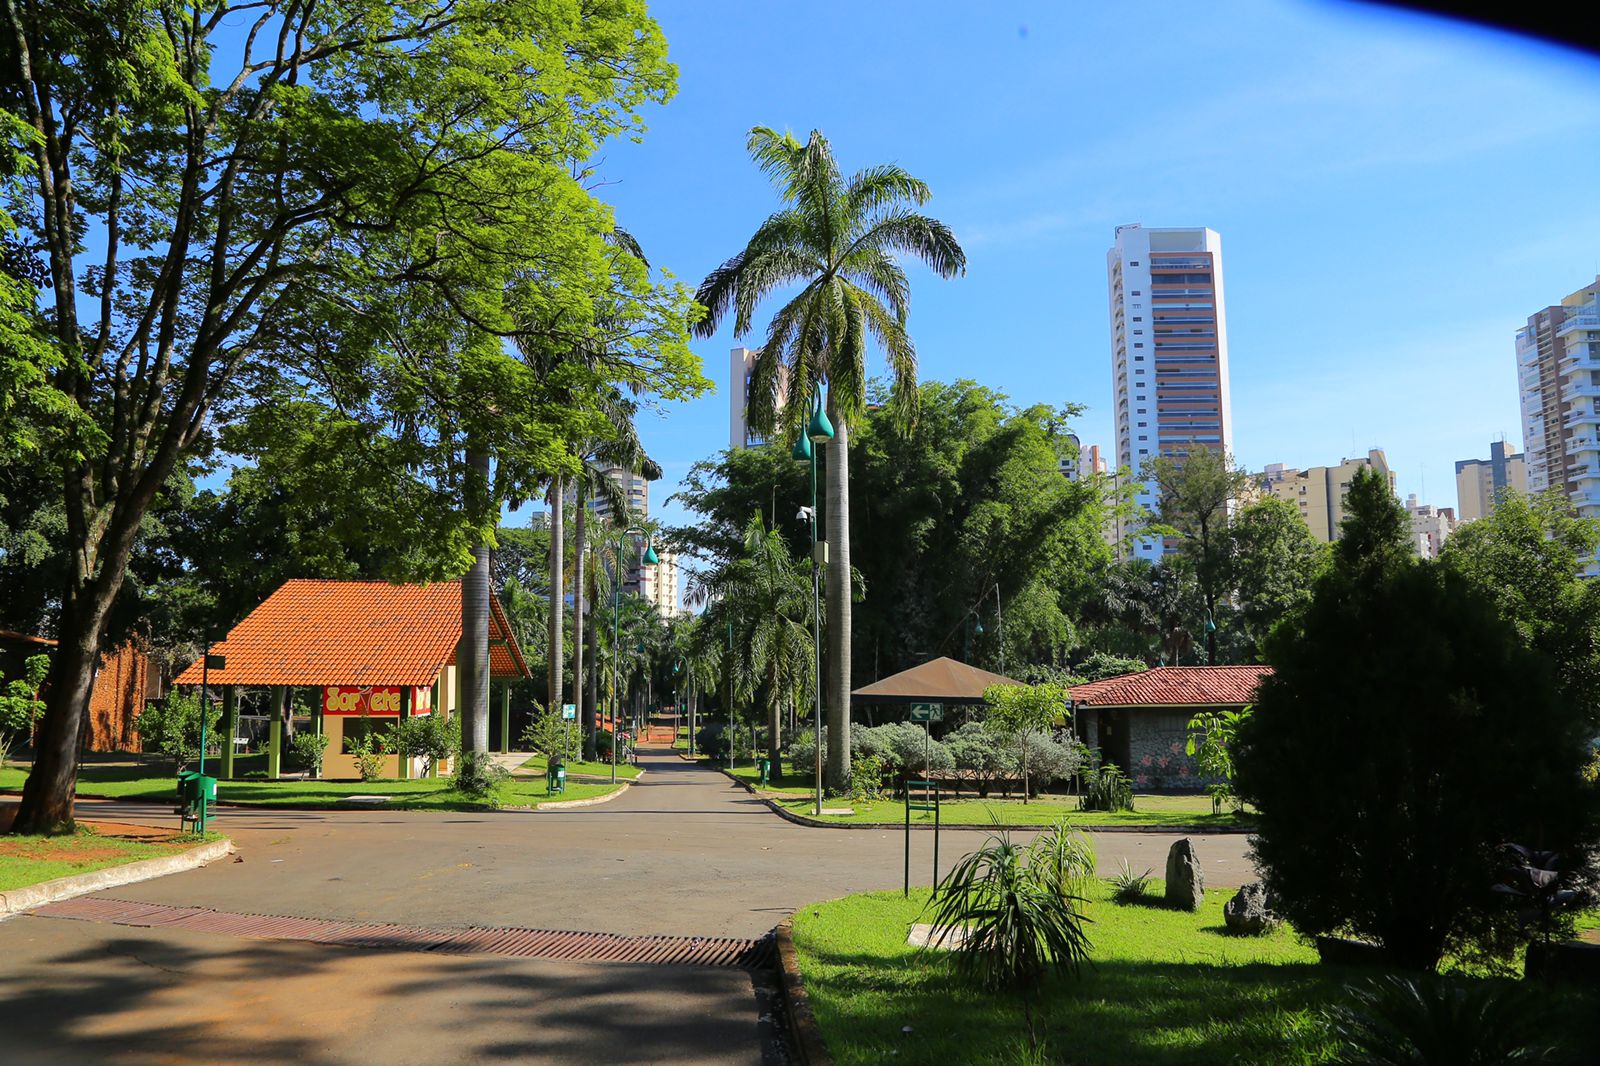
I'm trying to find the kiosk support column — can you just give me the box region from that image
[220,686,238,779]
[500,684,511,754]
[399,686,412,780]
[267,685,285,780]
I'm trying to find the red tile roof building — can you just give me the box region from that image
[1069,665,1271,708]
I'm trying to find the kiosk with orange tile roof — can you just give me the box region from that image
[174,579,531,780]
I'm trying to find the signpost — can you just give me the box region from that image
[904,778,942,897]
[561,703,576,761]
[909,702,944,776]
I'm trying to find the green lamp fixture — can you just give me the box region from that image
[643,542,660,566]
[806,395,835,443]
[791,432,813,461]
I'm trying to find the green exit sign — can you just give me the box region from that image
[909,702,943,722]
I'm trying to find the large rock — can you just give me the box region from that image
[1164,838,1204,911]
[1223,882,1279,935]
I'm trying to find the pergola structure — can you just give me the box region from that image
[173,579,530,780]
[851,656,1020,708]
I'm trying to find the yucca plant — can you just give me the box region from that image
[1028,819,1097,906]
[1325,975,1560,1065]
[923,829,1092,1047]
[1109,859,1154,904]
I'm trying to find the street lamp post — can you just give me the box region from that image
[612,525,657,784]
[794,392,835,817]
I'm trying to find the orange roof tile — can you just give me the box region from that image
[174,579,530,687]
[1068,665,1270,708]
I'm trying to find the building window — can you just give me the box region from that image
[1134,343,1143,348]
[1132,291,1141,296]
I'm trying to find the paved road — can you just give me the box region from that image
[0,749,1253,1063]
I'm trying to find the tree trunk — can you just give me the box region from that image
[573,479,587,753]
[766,679,782,775]
[12,594,107,833]
[547,477,565,715]
[824,392,852,792]
[583,587,600,761]
[461,444,492,754]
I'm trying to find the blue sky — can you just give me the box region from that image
[512,0,1600,540]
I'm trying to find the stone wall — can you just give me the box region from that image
[1128,709,1204,790]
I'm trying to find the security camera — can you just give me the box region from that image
[797,505,814,522]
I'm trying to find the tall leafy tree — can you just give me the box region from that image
[1141,449,1252,664]
[694,128,965,789]
[1226,495,1328,658]
[2,0,685,831]
[1441,489,1600,728]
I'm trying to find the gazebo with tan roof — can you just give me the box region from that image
[174,579,530,780]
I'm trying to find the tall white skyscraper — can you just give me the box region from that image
[729,346,759,450]
[1106,224,1234,560]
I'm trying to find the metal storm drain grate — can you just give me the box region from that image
[33,897,774,970]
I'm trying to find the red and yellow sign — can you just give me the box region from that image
[323,686,403,716]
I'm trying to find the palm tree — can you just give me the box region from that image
[702,514,816,772]
[695,128,965,790]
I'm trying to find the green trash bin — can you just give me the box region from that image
[757,758,771,788]
[547,765,566,795]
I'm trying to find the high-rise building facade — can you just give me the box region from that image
[1107,224,1233,560]
[640,549,682,619]
[568,465,648,524]
[1262,449,1396,542]
[729,346,759,450]
[1453,440,1528,523]
[1518,278,1600,514]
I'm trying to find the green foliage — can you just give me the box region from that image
[1333,466,1414,575]
[390,715,461,779]
[923,829,1092,1046]
[858,722,954,778]
[850,752,891,803]
[1074,652,1147,682]
[1324,976,1561,1065]
[1441,489,1600,731]
[1236,519,1600,970]
[1108,859,1155,903]
[134,692,221,772]
[343,714,391,782]
[983,682,1070,799]
[1027,820,1097,904]
[0,654,49,756]
[519,705,580,767]
[1227,496,1328,657]
[451,750,510,804]
[289,732,331,780]
[1079,764,1135,813]
[1185,706,1250,814]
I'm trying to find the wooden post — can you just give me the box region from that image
[268,685,285,780]
[220,686,238,779]
[500,683,511,754]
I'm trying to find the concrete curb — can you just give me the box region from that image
[0,836,235,918]
[774,917,834,1066]
[723,770,1252,835]
[535,780,633,811]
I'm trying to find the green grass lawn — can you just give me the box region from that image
[791,882,1600,1065]
[726,766,1250,828]
[517,754,641,780]
[0,828,216,892]
[0,764,622,811]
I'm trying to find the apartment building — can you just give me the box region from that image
[1262,449,1397,542]
[1517,278,1600,517]
[1107,224,1233,561]
[1405,494,1457,560]
[1453,440,1528,523]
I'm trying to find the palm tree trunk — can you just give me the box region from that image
[584,582,600,761]
[766,675,782,775]
[547,477,564,715]
[824,392,852,792]
[574,478,587,752]
[461,443,492,754]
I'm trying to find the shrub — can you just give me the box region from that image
[862,722,954,779]
[289,731,331,778]
[0,653,48,766]
[391,714,459,777]
[1079,763,1135,812]
[694,721,725,761]
[1008,732,1085,794]
[1108,859,1153,903]
[1075,652,1147,682]
[519,704,579,766]
[945,722,1009,796]
[923,829,1092,1048]
[451,750,509,803]
[343,714,389,782]
[134,691,222,771]
[1028,820,1096,904]
[1235,521,1600,971]
[850,751,890,803]
[1324,975,1560,1065]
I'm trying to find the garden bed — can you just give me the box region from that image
[788,883,1600,1065]
[0,816,218,893]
